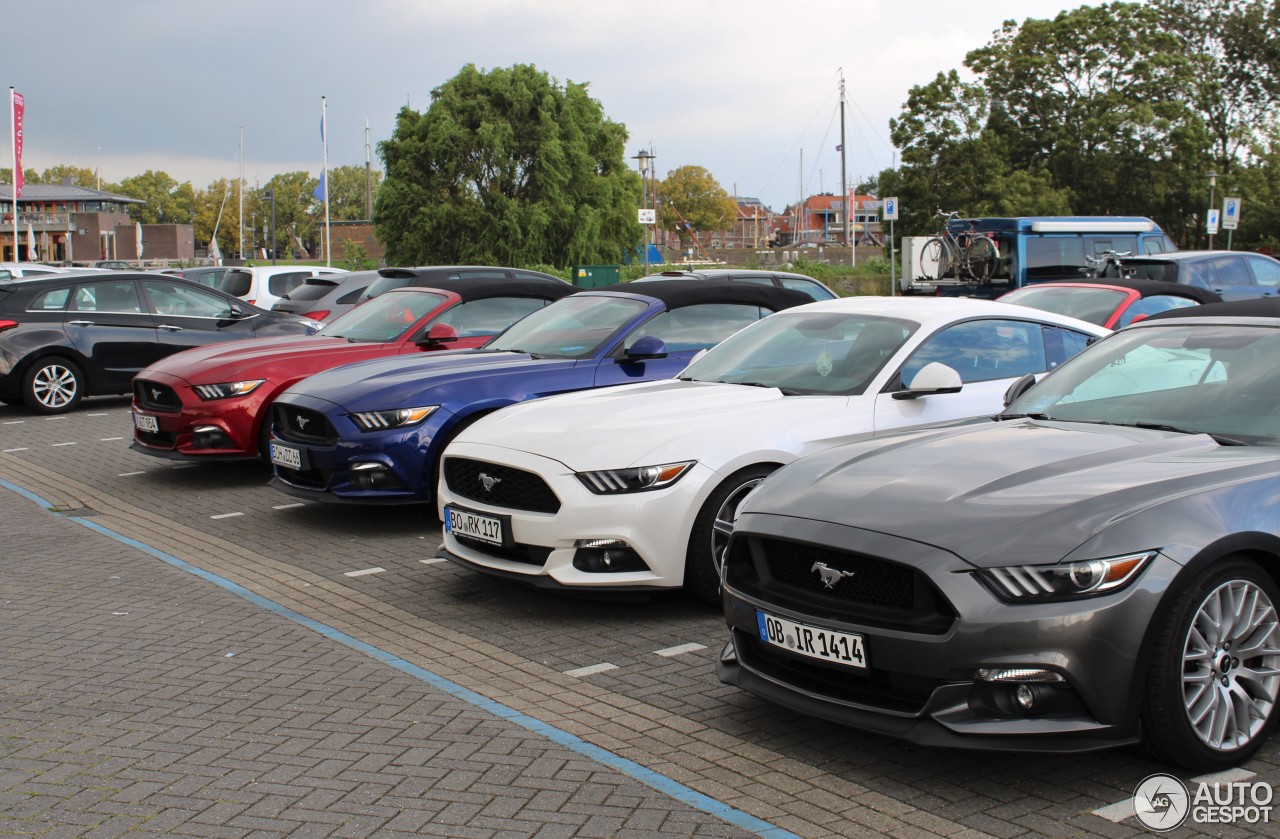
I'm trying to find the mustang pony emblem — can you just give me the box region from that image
[296,416,309,430]
[151,388,162,401]
[811,561,855,589]
[479,473,502,492]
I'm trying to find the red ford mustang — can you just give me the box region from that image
[130,277,575,462]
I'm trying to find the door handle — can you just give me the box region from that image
[67,320,95,326]
[157,324,184,332]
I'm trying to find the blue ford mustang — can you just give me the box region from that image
[267,280,810,504]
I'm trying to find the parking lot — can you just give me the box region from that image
[2,396,1276,838]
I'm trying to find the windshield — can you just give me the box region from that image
[319,291,448,342]
[485,295,648,358]
[1009,324,1280,445]
[680,311,916,395]
[1001,286,1127,326]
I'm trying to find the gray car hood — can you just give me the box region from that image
[743,419,1278,567]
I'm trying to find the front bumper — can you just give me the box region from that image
[131,372,264,461]
[717,512,1178,752]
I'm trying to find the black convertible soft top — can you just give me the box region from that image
[1057,277,1222,304]
[582,278,813,312]
[381,277,578,303]
[1146,296,1280,321]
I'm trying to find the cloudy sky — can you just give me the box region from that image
[10,0,1101,212]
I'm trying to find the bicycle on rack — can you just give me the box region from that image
[920,210,999,282]
[1082,250,1136,280]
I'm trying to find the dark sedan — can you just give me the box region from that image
[718,298,1279,770]
[1117,250,1280,301]
[0,273,321,413]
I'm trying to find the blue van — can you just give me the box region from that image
[903,216,1177,297]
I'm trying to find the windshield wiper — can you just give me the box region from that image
[994,412,1051,421]
[734,381,803,395]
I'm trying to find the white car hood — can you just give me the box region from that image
[453,379,852,471]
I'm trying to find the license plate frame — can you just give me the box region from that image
[269,441,305,471]
[132,411,159,433]
[757,610,868,670]
[444,504,511,547]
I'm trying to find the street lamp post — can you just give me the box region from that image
[1207,170,1218,250]
[263,189,277,265]
[633,149,654,275]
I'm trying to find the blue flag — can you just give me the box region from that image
[313,169,326,201]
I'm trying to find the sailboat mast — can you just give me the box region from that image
[237,126,244,260]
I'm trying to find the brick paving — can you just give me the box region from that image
[0,398,1276,838]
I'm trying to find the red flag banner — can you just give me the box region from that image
[12,91,24,198]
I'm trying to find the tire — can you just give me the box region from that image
[22,356,84,414]
[684,465,777,606]
[256,412,275,465]
[1142,557,1280,770]
[920,238,950,281]
[965,236,997,281]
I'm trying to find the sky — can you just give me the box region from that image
[9,0,1102,214]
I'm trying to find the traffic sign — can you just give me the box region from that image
[1206,209,1219,235]
[638,208,656,225]
[1222,197,1241,230]
[883,197,899,221]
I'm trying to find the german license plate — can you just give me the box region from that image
[757,610,867,669]
[132,411,159,433]
[445,505,505,546]
[269,441,304,470]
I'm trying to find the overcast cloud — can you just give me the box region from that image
[10,0,1101,212]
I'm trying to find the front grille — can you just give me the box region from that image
[727,537,956,634]
[273,404,338,445]
[443,457,561,513]
[454,536,551,567]
[134,380,180,411]
[275,466,327,490]
[134,429,177,448]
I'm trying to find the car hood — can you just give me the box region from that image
[743,420,1278,567]
[457,379,848,470]
[276,350,580,412]
[139,335,399,383]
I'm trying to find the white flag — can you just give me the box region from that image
[26,223,37,260]
[135,222,144,259]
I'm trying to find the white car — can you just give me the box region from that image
[436,297,1110,603]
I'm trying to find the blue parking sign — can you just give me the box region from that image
[1222,197,1241,230]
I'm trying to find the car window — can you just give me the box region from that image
[1118,295,1199,327]
[1002,286,1128,326]
[624,303,767,353]
[486,295,649,359]
[777,276,836,300]
[71,281,142,313]
[267,271,313,297]
[1046,326,1094,367]
[1245,256,1280,289]
[337,287,367,304]
[456,270,510,280]
[513,271,560,283]
[727,274,775,286]
[901,319,1047,385]
[27,286,72,311]
[430,297,547,337]
[323,291,449,343]
[143,281,237,318]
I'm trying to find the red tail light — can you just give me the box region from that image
[0,319,18,333]
[302,310,330,321]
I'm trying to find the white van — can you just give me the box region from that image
[218,265,347,310]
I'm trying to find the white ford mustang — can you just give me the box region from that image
[435,296,1109,603]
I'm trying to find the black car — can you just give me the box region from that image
[632,269,838,301]
[1117,250,1280,301]
[0,272,321,413]
[357,266,571,304]
[167,265,232,288]
[271,270,381,322]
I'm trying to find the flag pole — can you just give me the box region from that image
[321,96,330,267]
[10,88,19,262]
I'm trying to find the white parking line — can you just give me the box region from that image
[44,416,67,421]
[419,558,447,565]
[272,503,305,510]
[52,442,77,447]
[100,437,124,442]
[565,663,618,678]
[3,447,28,453]
[1092,768,1257,822]
[87,413,108,417]
[118,471,145,477]
[3,420,23,425]
[344,567,387,578]
[209,512,244,520]
[654,643,707,658]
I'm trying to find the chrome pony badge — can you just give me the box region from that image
[151,388,162,401]
[296,415,310,430]
[479,473,502,492]
[811,561,855,589]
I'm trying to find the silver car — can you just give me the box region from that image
[718,298,1280,770]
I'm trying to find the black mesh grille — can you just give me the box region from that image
[273,404,338,445]
[134,380,180,411]
[443,457,561,514]
[134,430,177,448]
[725,536,956,635]
[454,536,551,567]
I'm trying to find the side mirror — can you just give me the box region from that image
[893,362,963,400]
[1003,372,1038,406]
[623,335,668,361]
[419,322,459,345]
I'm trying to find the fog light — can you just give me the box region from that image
[572,539,649,573]
[191,425,233,449]
[349,462,402,491]
[1015,684,1035,711]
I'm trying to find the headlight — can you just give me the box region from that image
[193,379,266,400]
[349,405,438,431]
[576,461,695,494]
[975,551,1156,602]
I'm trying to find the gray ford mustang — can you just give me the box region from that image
[717,298,1280,770]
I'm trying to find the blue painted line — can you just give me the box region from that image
[0,478,799,839]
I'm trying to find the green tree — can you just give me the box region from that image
[35,165,98,188]
[326,164,382,221]
[655,165,738,246]
[117,170,196,224]
[255,172,320,259]
[374,63,641,266]
[191,179,237,258]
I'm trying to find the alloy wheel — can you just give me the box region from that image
[32,364,79,410]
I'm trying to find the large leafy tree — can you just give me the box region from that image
[326,164,382,221]
[117,170,196,225]
[655,165,739,246]
[375,63,641,266]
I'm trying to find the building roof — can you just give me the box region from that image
[0,183,144,204]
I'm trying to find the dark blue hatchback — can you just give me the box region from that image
[267,280,810,504]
